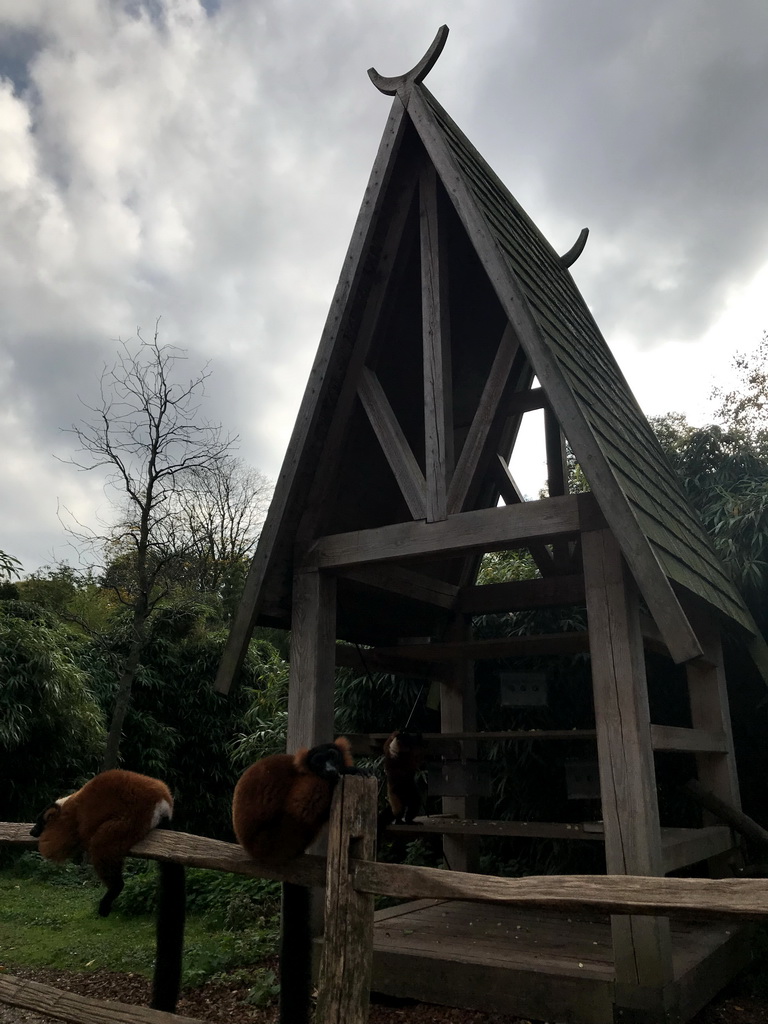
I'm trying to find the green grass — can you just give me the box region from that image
[0,858,280,990]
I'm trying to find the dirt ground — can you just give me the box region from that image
[0,964,766,1024]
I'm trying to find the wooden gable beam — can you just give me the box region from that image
[357,367,426,519]
[214,97,413,694]
[408,85,703,665]
[303,493,581,570]
[420,160,453,521]
[447,323,521,514]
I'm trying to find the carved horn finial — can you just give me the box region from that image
[560,228,589,268]
[368,25,449,95]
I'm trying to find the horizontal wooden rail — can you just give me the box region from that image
[661,825,734,874]
[651,724,728,753]
[0,974,210,1024]
[387,816,605,840]
[304,494,582,569]
[458,573,586,614]
[346,729,597,756]
[353,860,768,921]
[371,631,590,662]
[0,823,326,888]
[335,643,442,680]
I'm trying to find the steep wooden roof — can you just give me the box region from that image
[216,29,764,692]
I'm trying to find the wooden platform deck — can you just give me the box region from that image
[368,899,753,1024]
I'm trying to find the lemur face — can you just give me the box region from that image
[29,802,60,838]
[307,743,344,780]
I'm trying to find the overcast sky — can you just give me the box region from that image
[1,0,767,575]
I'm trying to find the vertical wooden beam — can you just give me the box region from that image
[582,528,675,1017]
[544,407,573,570]
[440,615,478,872]
[282,568,337,1024]
[544,406,567,498]
[316,775,378,1024]
[420,160,453,522]
[150,861,185,1012]
[686,606,742,876]
[287,569,337,750]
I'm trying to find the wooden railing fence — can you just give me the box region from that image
[5,775,768,1024]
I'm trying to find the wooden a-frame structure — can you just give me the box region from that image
[217,27,768,1024]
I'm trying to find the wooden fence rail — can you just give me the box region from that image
[353,859,768,920]
[0,975,211,1024]
[5,775,768,1024]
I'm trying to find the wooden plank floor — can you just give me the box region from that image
[369,899,752,1024]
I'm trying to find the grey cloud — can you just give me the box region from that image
[1,1,767,572]
[461,0,768,344]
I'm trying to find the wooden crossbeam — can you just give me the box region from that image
[650,725,728,754]
[458,574,585,613]
[370,631,590,662]
[334,643,443,680]
[0,976,210,1024]
[304,494,581,569]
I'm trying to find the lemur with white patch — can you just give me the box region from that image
[31,768,173,917]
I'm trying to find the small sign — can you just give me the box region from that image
[565,759,601,800]
[500,671,548,707]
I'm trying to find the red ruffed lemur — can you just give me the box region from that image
[31,768,173,916]
[232,738,365,1024]
[30,769,184,1012]
[382,730,425,825]
[232,737,361,863]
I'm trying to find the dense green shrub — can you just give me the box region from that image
[0,603,105,820]
[81,602,287,840]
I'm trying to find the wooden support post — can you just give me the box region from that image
[316,775,378,1024]
[287,569,337,750]
[582,528,675,1020]
[150,861,185,1012]
[283,568,338,1024]
[685,608,741,852]
[440,615,479,873]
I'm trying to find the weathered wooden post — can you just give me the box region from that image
[316,774,378,1024]
[150,860,186,1011]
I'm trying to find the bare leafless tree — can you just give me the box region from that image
[170,458,272,594]
[61,323,237,769]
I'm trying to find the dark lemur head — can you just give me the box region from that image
[295,736,363,781]
[306,743,347,780]
[30,802,61,838]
